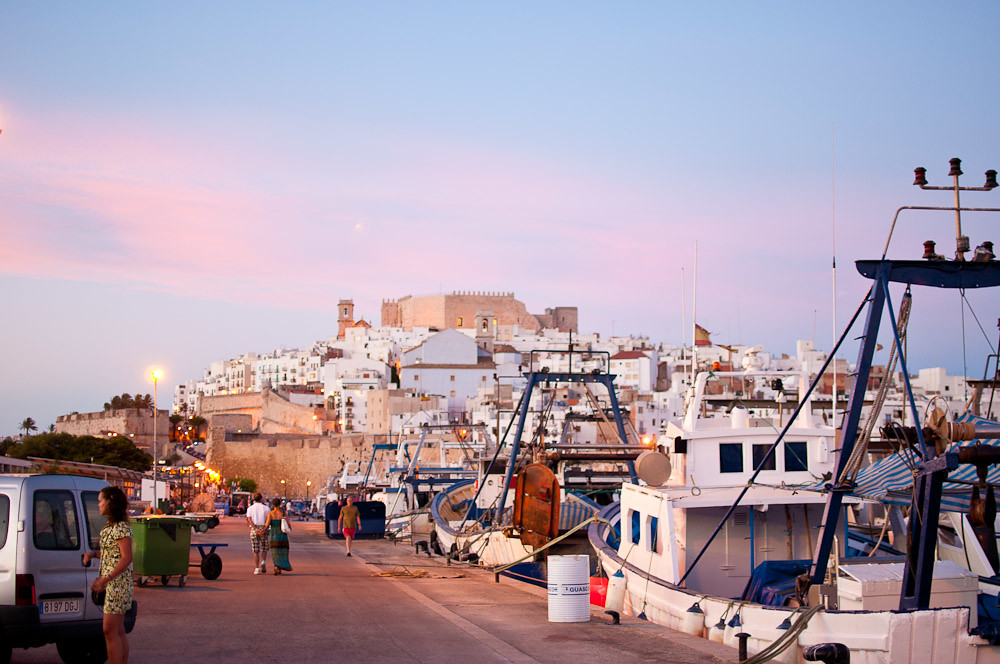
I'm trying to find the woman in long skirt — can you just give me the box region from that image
[268,498,292,574]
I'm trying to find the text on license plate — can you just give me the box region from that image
[42,599,80,614]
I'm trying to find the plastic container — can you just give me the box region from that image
[132,516,192,585]
[590,576,609,607]
[605,570,627,613]
[547,555,591,623]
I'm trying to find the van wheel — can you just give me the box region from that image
[0,637,10,664]
[56,636,107,664]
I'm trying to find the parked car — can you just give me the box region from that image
[0,474,136,663]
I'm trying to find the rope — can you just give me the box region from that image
[489,516,614,575]
[371,566,430,578]
[739,604,823,664]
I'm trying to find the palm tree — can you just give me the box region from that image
[20,417,38,438]
[168,414,183,441]
[188,416,207,442]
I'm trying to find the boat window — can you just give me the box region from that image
[630,510,641,545]
[0,494,8,549]
[784,442,808,472]
[649,516,660,554]
[33,490,80,550]
[752,444,776,471]
[719,443,744,473]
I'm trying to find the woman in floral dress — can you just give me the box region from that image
[83,486,133,664]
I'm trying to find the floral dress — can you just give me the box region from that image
[99,520,133,615]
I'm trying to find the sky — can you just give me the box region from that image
[2,2,999,436]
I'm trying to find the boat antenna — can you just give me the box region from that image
[692,241,698,378]
[831,122,839,427]
[680,267,687,370]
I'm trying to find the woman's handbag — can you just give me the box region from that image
[280,518,290,534]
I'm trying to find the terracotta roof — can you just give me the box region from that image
[494,344,519,354]
[610,350,649,360]
[351,319,372,328]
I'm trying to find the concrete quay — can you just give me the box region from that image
[15,518,739,664]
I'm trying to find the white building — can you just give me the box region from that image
[400,329,497,419]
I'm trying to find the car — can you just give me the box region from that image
[0,474,136,664]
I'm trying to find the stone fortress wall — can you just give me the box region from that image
[381,291,577,333]
[55,409,169,454]
[206,428,471,498]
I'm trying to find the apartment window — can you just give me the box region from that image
[752,444,776,471]
[719,443,744,473]
[450,390,456,397]
[784,442,808,472]
[450,375,455,382]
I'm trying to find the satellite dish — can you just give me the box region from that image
[635,450,672,487]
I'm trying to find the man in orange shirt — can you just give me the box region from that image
[337,497,361,556]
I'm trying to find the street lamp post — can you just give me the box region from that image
[280,478,286,499]
[151,369,163,511]
[306,480,311,501]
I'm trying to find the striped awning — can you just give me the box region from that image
[851,413,1000,512]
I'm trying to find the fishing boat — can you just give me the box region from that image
[431,349,668,585]
[589,158,1000,663]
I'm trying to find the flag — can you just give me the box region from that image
[694,324,712,347]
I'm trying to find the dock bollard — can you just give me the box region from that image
[736,633,750,660]
[804,643,850,664]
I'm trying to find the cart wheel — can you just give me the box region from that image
[197,521,209,533]
[178,575,187,588]
[137,577,148,587]
[201,552,223,580]
[160,575,170,586]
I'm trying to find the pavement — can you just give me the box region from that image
[14,517,740,663]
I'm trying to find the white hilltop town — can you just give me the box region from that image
[43,291,989,500]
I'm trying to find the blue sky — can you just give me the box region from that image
[2,3,999,435]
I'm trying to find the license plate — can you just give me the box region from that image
[41,599,80,615]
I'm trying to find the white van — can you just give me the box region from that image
[0,474,136,663]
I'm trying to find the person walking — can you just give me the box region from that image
[246,493,269,574]
[267,498,292,574]
[83,486,133,664]
[337,496,361,556]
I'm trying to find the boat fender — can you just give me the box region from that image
[605,570,626,614]
[723,613,743,649]
[682,602,705,637]
[708,618,726,643]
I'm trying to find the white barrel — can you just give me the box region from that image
[547,555,591,623]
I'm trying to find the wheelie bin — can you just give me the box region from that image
[132,516,192,587]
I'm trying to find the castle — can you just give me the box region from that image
[380,291,577,333]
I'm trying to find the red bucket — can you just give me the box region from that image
[590,576,609,607]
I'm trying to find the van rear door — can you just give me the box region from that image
[0,489,13,606]
[31,479,87,624]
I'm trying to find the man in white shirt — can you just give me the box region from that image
[246,493,270,574]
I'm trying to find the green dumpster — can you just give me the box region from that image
[132,516,192,587]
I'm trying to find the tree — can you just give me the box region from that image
[187,416,207,442]
[6,432,152,472]
[20,417,37,438]
[232,477,257,493]
[168,414,183,441]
